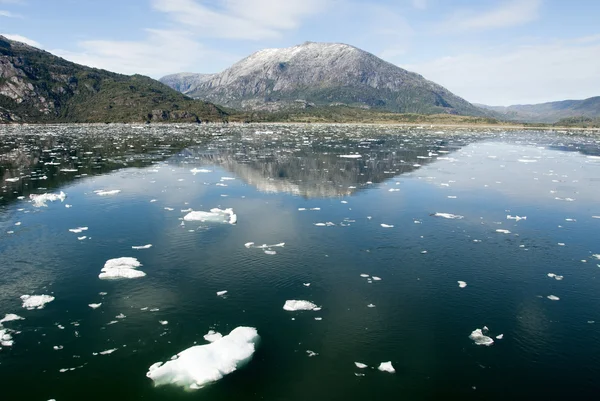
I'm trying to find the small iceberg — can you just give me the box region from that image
[283,300,320,311]
[433,213,464,219]
[469,328,494,346]
[458,281,467,288]
[354,362,368,369]
[30,191,66,207]
[94,190,121,196]
[0,314,24,324]
[99,257,146,280]
[184,208,237,225]
[378,361,395,373]
[21,295,55,310]
[146,327,259,390]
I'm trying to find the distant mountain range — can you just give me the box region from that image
[160,42,490,117]
[0,35,227,123]
[476,97,600,123]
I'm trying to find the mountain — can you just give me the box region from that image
[476,96,600,123]
[0,35,228,123]
[160,42,489,116]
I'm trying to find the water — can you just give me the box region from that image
[1,124,600,400]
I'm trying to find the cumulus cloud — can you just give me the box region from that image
[411,0,427,9]
[401,35,600,105]
[1,33,40,47]
[438,0,542,33]
[0,9,18,17]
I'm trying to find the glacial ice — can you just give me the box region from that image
[184,208,237,225]
[94,190,121,196]
[132,244,153,250]
[216,291,228,296]
[458,281,467,288]
[496,229,511,234]
[190,168,212,174]
[146,327,259,390]
[283,300,320,311]
[99,257,146,280]
[21,295,55,310]
[69,227,88,233]
[354,362,368,369]
[380,224,394,228]
[469,328,494,346]
[378,361,395,373]
[547,295,560,301]
[0,314,24,324]
[30,191,66,207]
[434,213,464,219]
[203,330,223,343]
[339,155,362,158]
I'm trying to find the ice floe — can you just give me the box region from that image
[339,154,362,158]
[30,191,66,207]
[507,215,527,221]
[496,229,511,234]
[355,362,368,369]
[547,295,560,301]
[190,168,212,174]
[132,244,153,250]
[433,213,464,219]
[283,300,321,311]
[469,328,494,346]
[88,303,102,309]
[99,257,146,280]
[69,227,88,233]
[146,327,259,390]
[184,208,237,225]
[21,295,55,310]
[458,281,467,288]
[203,330,223,343]
[380,224,394,228]
[0,314,24,324]
[216,291,228,296]
[378,362,395,373]
[94,190,121,196]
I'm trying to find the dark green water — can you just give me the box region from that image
[1,124,600,401]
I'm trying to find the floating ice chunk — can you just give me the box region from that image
[99,257,146,280]
[339,154,362,159]
[388,188,400,192]
[99,348,118,355]
[372,276,382,281]
[506,215,527,221]
[378,362,395,373]
[434,213,464,219]
[217,291,228,296]
[221,177,235,181]
[30,191,66,207]
[360,274,370,278]
[306,350,318,357]
[21,295,55,310]
[88,303,102,309]
[458,281,467,288]
[5,177,19,182]
[547,295,560,301]
[264,250,276,255]
[496,229,511,234]
[132,244,152,250]
[1,328,14,347]
[496,334,504,340]
[0,314,24,324]
[184,208,237,225]
[244,242,254,248]
[146,327,259,390]
[78,236,87,240]
[116,313,126,319]
[298,208,307,211]
[367,304,376,308]
[355,362,368,369]
[204,330,223,343]
[380,224,394,228]
[190,168,212,174]
[469,329,494,346]
[314,317,323,321]
[159,321,169,325]
[94,190,121,196]
[69,227,88,233]
[283,300,319,311]
[303,283,311,287]
[518,159,537,163]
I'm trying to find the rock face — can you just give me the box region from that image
[0,35,228,123]
[160,42,487,116]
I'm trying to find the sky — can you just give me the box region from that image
[1,0,600,106]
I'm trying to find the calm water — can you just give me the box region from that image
[1,124,600,401]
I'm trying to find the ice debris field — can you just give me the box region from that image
[1,124,600,400]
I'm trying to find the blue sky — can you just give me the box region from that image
[1,0,600,105]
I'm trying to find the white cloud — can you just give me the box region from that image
[152,0,330,40]
[438,0,542,33]
[53,30,237,77]
[1,33,40,47]
[401,36,600,105]
[0,9,18,17]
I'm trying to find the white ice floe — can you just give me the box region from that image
[99,257,146,280]
[88,303,102,309]
[378,362,395,373]
[69,227,88,233]
[94,190,121,196]
[496,229,511,234]
[360,274,369,278]
[98,348,118,355]
[469,328,494,346]
[190,168,212,174]
[1,328,14,347]
[21,295,55,310]
[355,362,368,369]
[203,330,223,343]
[458,281,467,288]
[0,314,24,324]
[434,213,464,219]
[547,295,560,301]
[159,321,169,325]
[367,304,376,308]
[78,236,87,241]
[339,154,362,158]
[496,334,504,340]
[507,215,527,221]
[132,244,153,250]
[283,300,320,311]
[146,327,259,390]
[264,250,276,255]
[372,276,382,281]
[184,208,237,225]
[306,350,318,357]
[380,224,394,228]
[5,177,19,182]
[217,291,228,296]
[30,191,66,207]
[303,283,311,287]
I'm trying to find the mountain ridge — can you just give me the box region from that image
[0,35,228,123]
[160,41,491,117]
